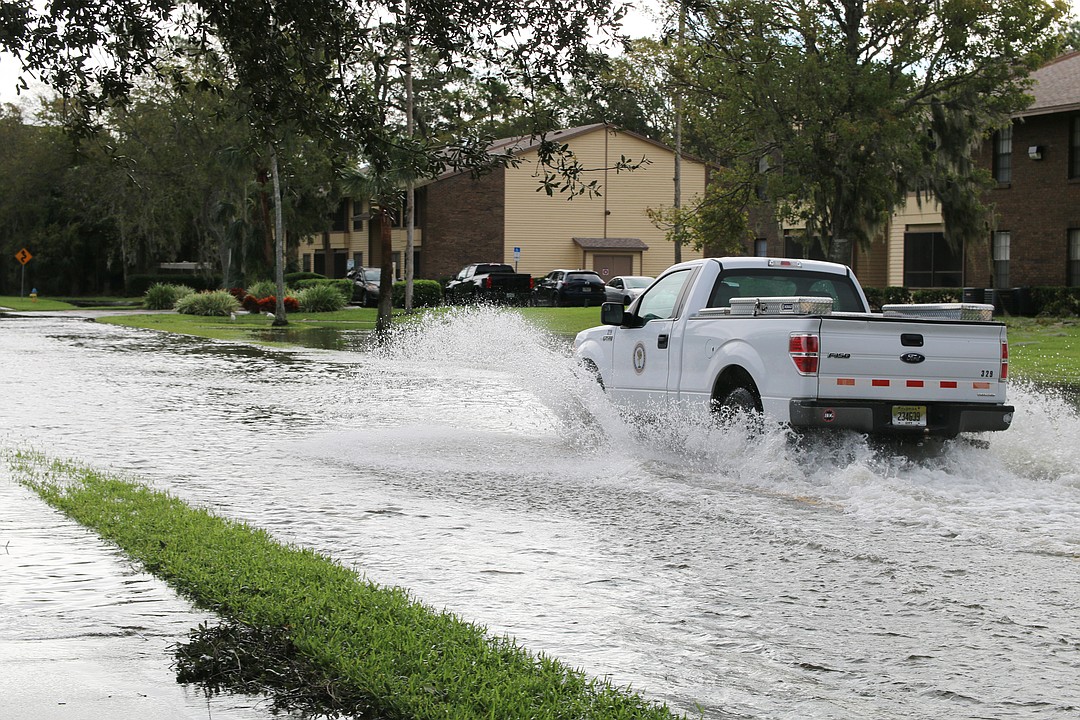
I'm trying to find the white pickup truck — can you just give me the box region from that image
[573,257,1014,438]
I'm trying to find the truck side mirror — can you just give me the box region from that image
[601,302,625,326]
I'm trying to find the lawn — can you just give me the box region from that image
[7,295,1076,383]
[0,295,81,311]
[92,304,606,344]
[1003,317,1080,385]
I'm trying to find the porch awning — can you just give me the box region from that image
[572,237,649,251]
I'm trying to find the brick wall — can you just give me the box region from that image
[979,113,1080,287]
[422,169,506,280]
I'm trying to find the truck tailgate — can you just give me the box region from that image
[817,317,1007,404]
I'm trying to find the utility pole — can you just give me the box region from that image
[673,4,685,264]
[404,0,416,311]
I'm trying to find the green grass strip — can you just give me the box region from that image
[8,452,685,720]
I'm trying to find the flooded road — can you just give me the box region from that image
[1,310,1078,719]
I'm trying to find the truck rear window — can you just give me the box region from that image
[707,270,864,312]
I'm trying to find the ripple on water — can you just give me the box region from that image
[1,310,1079,719]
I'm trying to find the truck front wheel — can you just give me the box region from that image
[580,359,604,390]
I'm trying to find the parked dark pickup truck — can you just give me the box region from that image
[445,263,534,304]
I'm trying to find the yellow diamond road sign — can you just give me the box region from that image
[15,248,32,265]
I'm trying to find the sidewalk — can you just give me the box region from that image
[0,474,279,720]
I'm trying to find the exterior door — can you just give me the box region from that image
[609,268,694,403]
[593,254,633,282]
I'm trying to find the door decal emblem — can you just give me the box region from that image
[633,342,647,374]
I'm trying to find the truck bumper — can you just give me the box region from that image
[788,399,1015,437]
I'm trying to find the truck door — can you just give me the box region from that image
[610,268,695,403]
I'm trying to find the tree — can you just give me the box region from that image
[1064,19,1080,51]
[668,0,1069,264]
[2,0,631,319]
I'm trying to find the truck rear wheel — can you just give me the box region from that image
[713,384,764,435]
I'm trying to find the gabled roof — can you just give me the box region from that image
[487,123,687,160]
[425,123,702,186]
[1016,50,1080,118]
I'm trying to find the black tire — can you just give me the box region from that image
[714,385,764,435]
[581,360,604,390]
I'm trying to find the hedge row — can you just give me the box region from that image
[128,274,222,295]
[862,286,1080,317]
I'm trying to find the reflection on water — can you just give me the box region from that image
[1,309,1079,720]
[249,326,375,352]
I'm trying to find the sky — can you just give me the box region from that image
[2,1,1079,107]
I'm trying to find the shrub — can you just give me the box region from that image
[911,288,960,303]
[127,274,221,295]
[862,287,884,312]
[293,278,352,302]
[175,290,241,317]
[392,279,443,308]
[246,280,278,300]
[143,283,195,310]
[283,296,300,312]
[880,286,911,305]
[285,271,326,284]
[242,294,261,313]
[257,296,277,313]
[296,283,348,312]
[1030,286,1080,317]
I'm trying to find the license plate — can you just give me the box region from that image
[892,405,927,427]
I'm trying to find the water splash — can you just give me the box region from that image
[322,306,1080,559]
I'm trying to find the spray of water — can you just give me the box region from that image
[322,306,1080,559]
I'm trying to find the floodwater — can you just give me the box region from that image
[1,309,1078,720]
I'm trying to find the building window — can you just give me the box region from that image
[1068,229,1080,287]
[903,231,962,287]
[754,238,768,257]
[353,252,364,269]
[1070,117,1080,180]
[993,126,1012,184]
[992,231,1011,288]
[783,234,827,261]
[302,253,311,273]
[331,199,348,232]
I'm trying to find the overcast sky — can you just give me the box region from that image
[2,1,1078,107]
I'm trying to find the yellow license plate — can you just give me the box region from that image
[892,405,927,427]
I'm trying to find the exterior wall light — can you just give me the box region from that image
[1027,146,1043,160]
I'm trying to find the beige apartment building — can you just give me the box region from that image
[298,124,706,283]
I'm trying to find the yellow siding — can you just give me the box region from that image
[503,127,705,278]
[888,193,943,286]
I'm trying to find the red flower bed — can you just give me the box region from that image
[255,295,300,313]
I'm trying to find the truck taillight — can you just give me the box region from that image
[1000,341,1008,381]
[529,277,534,290]
[484,277,493,289]
[789,333,819,375]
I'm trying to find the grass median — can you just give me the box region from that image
[8,451,685,720]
